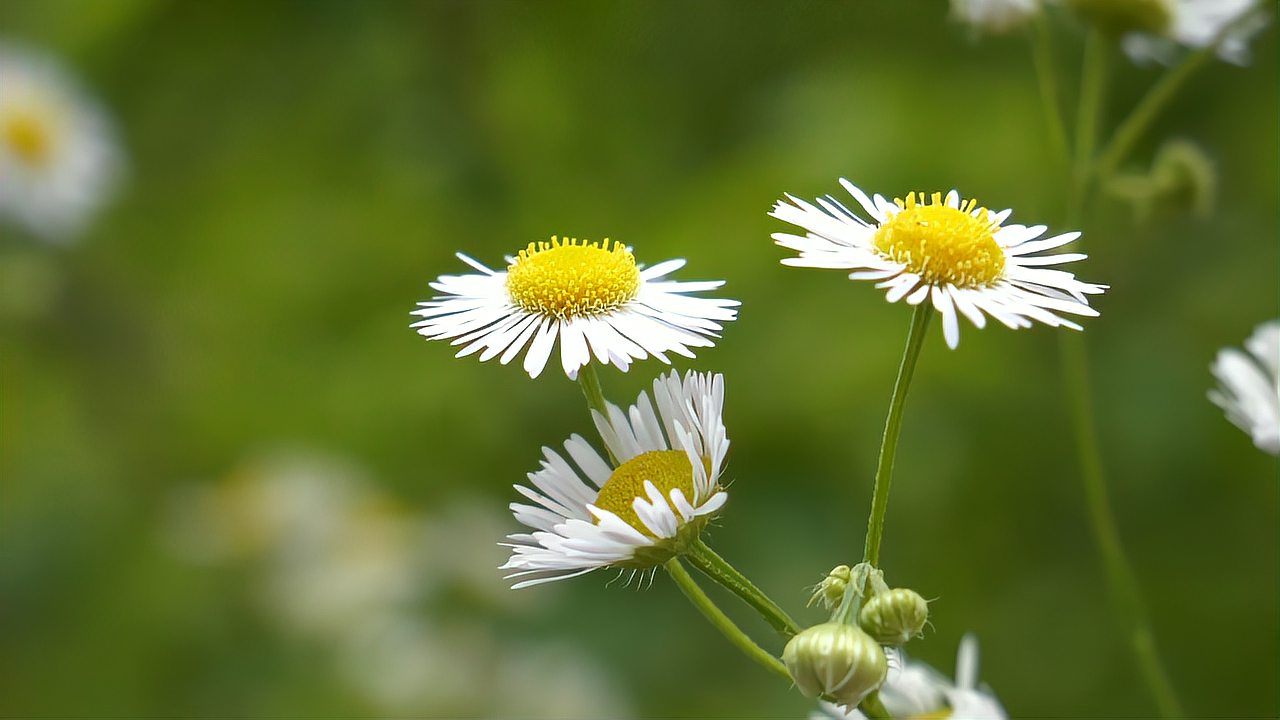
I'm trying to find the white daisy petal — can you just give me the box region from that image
[503,371,732,587]
[412,236,738,378]
[1210,321,1280,455]
[772,180,1104,348]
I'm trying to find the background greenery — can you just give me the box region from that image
[1,1,1275,717]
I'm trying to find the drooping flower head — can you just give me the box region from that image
[771,179,1106,348]
[411,237,739,378]
[501,370,729,588]
[0,43,122,241]
[1209,320,1280,456]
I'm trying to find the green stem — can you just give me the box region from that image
[1059,335,1183,718]
[576,362,618,464]
[1071,29,1109,217]
[1030,12,1069,170]
[1051,30,1184,720]
[665,557,791,682]
[862,303,933,567]
[1095,8,1265,182]
[686,537,801,638]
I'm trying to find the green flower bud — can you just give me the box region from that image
[807,565,853,610]
[782,623,888,707]
[1151,139,1216,218]
[858,587,929,645]
[1067,0,1173,35]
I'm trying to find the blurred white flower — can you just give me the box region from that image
[162,449,634,717]
[951,0,1041,34]
[809,635,1005,720]
[1210,321,1280,456]
[0,43,121,241]
[1122,0,1268,65]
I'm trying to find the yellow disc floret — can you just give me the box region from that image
[506,236,641,319]
[593,450,695,535]
[2,110,54,168]
[873,192,1006,289]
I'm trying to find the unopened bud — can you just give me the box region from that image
[859,587,929,645]
[782,623,888,707]
[808,565,853,610]
[1151,139,1216,218]
[1067,0,1173,35]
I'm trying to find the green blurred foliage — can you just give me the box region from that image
[1,0,1276,717]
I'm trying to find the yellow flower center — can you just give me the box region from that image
[593,450,695,535]
[2,110,54,168]
[909,711,953,720]
[873,192,1006,289]
[506,236,641,319]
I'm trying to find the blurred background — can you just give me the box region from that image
[1,1,1275,717]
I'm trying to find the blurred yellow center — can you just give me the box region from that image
[909,712,953,720]
[593,450,694,534]
[506,237,640,319]
[2,111,53,168]
[873,192,1006,289]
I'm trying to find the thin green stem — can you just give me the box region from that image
[1051,29,1184,719]
[576,362,617,464]
[1095,8,1265,182]
[1059,335,1183,718]
[686,537,801,638]
[1071,29,1109,217]
[665,557,791,681]
[1030,12,1069,170]
[862,303,933,567]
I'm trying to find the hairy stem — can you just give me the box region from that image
[687,537,801,638]
[665,557,791,681]
[862,303,933,567]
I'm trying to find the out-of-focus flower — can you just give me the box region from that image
[410,237,739,378]
[950,0,1041,34]
[809,635,1005,720]
[1068,0,1270,65]
[771,179,1106,349]
[502,370,729,588]
[162,450,634,717]
[1210,321,1280,456]
[0,43,121,241]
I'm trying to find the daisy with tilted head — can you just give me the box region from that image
[501,370,728,588]
[770,178,1105,348]
[1210,320,1280,456]
[410,237,739,379]
[810,635,1006,720]
[0,43,121,241]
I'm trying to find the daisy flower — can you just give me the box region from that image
[1119,0,1268,65]
[1209,320,1280,456]
[950,0,1041,34]
[770,179,1106,349]
[410,237,739,379]
[501,370,728,588]
[0,44,122,241]
[810,635,1006,720]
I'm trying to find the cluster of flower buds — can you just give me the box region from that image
[784,563,931,709]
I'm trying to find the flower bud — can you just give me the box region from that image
[859,587,929,645]
[1066,0,1173,35]
[782,623,888,707]
[808,565,853,610]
